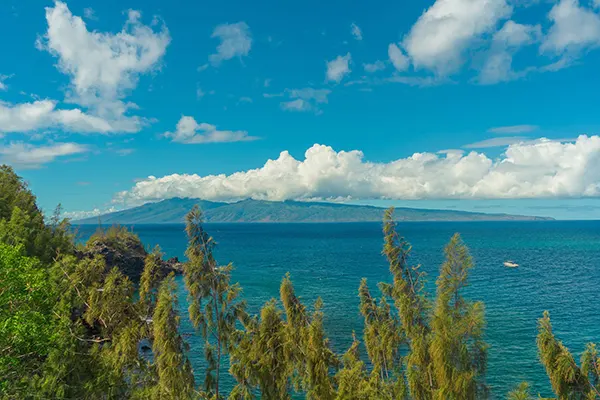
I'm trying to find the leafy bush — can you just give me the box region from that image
[0,244,56,393]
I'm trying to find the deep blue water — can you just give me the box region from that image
[77,221,600,398]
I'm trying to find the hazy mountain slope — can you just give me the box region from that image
[77,198,227,224]
[74,198,553,224]
[201,199,385,222]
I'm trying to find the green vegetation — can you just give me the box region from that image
[87,225,146,256]
[0,244,56,393]
[0,165,596,399]
[184,205,247,398]
[537,312,600,399]
[0,165,73,263]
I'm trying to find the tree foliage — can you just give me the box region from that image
[349,209,488,400]
[139,245,166,317]
[0,165,73,263]
[184,205,246,399]
[229,299,290,400]
[536,311,599,399]
[1,165,598,399]
[151,273,195,399]
[0,244,55,393]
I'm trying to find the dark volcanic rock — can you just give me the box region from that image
[85,241,146,281]
[163,256,184,273]
[82,231,183,282]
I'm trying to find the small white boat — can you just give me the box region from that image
[504,261,519,268]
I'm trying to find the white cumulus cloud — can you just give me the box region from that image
[164,116,258,144]
[115,136,600,204]
[326,53,352,82]
[403,0,513,76]
[0,142,89,169]
[279,88,331,113]
[37,1,170,132]
[540,0,600,55]
[209,22,252,66]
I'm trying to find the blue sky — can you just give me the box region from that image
[2,0,600,219]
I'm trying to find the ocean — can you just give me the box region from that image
[78,221,600,398]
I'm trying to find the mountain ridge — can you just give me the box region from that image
[74,198,554,224]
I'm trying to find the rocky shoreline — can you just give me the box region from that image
[79,229,184,282]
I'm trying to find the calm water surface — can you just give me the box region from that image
[78,221,600,398]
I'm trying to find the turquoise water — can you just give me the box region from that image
[78,221,600,398]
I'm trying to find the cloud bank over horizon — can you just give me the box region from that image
[114,135,600,205]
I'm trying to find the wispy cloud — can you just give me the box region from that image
[478,21,541,85]
[63,206,118,221]
[350,23,363,40]
[386,75,444,87]
[263,92,284,98]
[463,136,528,149]
[279,88,331,113]
[115,148,135,156]
[0,74,11,91]
[238,96,253,104]
[344,73,446,89]
[388,44,409,72]
[83,7,97,20]
[281,99,312,112]
[208,22,252,66]
[437,149,465,155]
[0,142,89,169]
[464,136,577,148]
[0,100,140,134]
[363,61,386,73]
[488,125,539,134]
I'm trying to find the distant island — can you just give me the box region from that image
[74,198,554,224]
